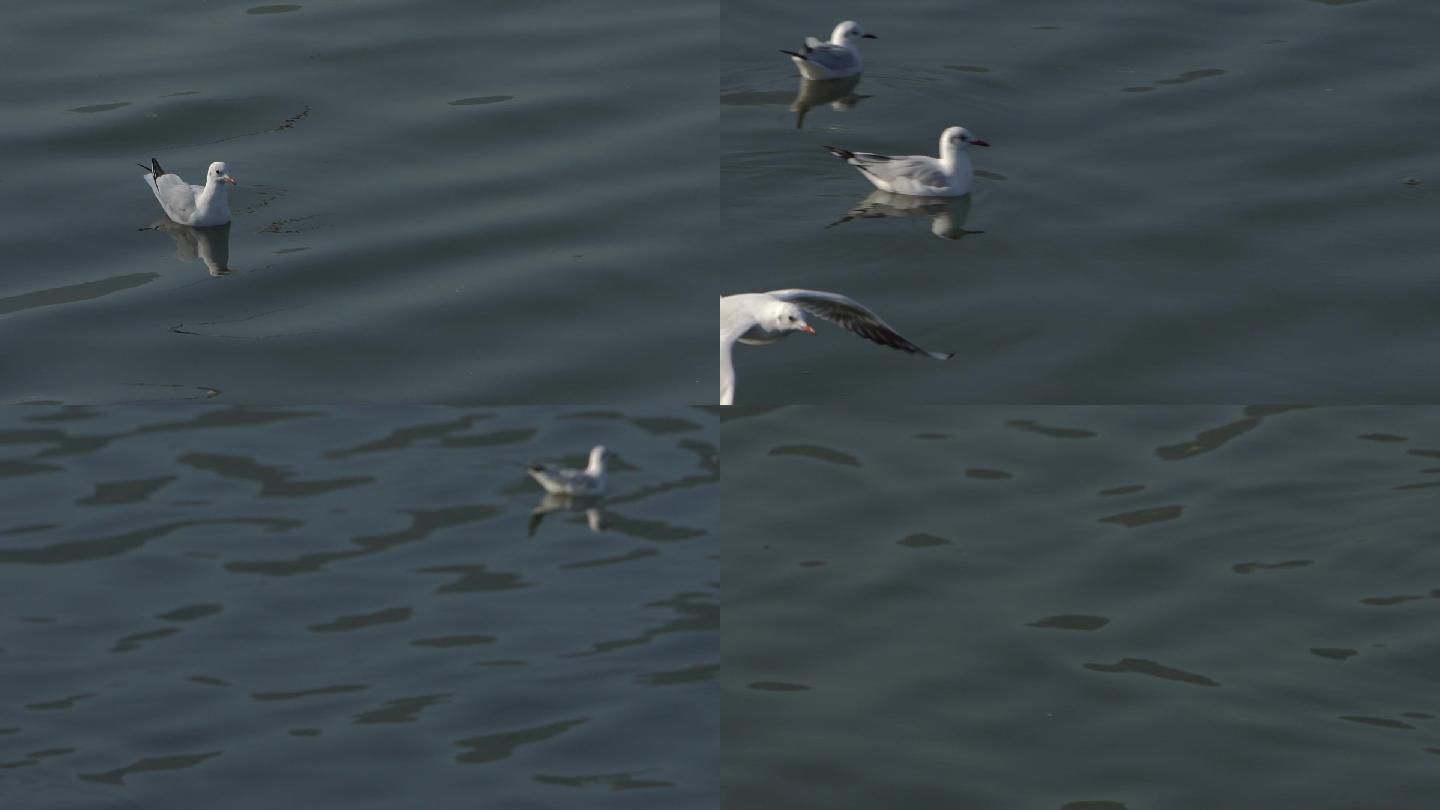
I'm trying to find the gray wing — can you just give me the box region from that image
[800,42,858,72]
[769,289,953,360]
[854,155,947,189]
[531,464,597,489]
[146,172,199,222]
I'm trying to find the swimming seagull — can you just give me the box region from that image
[824,126,989,197]
[720,289,953,405]
[137,158,237,227]
[781,20,876,80]
[527,446,612,496]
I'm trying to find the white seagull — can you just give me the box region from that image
[138,158,237,227]
[720,290,953,405]
[824,126,989,197]
[527,446,612,496]
[781,20,876,80]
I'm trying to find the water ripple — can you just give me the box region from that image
[453,717,589,765]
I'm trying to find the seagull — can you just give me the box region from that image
[824,126,989,197]
[720,289,952,405]
[527,446,612,496]
[137,158,237,227]
[781,20,876,80]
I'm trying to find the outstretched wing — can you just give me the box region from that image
[720,338,736,405]
[720,296,749,405]
[768,289,953,360]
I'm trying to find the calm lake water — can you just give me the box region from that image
[0,0,711,404]
[722,0,1440,404]
[0,404,717,808]
[723,406,1440,808]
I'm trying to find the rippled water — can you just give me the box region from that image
[722,0,1440,404]
[724,406,1440,808]
[0,405,717,808]
[1,0,711,403]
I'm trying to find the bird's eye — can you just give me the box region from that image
[788,316,796,322]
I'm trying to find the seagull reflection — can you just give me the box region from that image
[792,76,869,128]
[148,218,232,276]
[528,493,606,537]
[825,191,983,240]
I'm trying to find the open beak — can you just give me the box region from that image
[861,33,877,39]
[800,323,817,334]
[969,139,990,147]
[222,175,238,185]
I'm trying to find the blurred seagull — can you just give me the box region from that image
[720,289,952,405]
[781,20,876,80]
[527,445,612,496]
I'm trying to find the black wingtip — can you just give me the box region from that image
[150,158,164,177]
[779,49,805,59]
[527,464,544,473]
[823,145,856,161]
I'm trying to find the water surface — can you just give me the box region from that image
[724,406,1440,808]
[1,0,712,403]
[0,404,717,808]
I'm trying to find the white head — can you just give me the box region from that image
[765,300,817,336]
[940,126,989,157]
[831,21,876,46]
[207,161,238,187]
[587,445,614,474]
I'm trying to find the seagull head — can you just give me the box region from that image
[588,446,616,472]
[942,126,989,152]
[832,21,876,44]
[770,301,817,335]
[208,161,238,186]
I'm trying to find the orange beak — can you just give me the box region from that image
[223,176,238,185]
[800,323,816,334]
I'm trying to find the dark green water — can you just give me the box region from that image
[0,0,711,404]
[722,0,1440,404]
[7,0,1440,805]
[0,405,717,808]
[723,406,1440,808]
